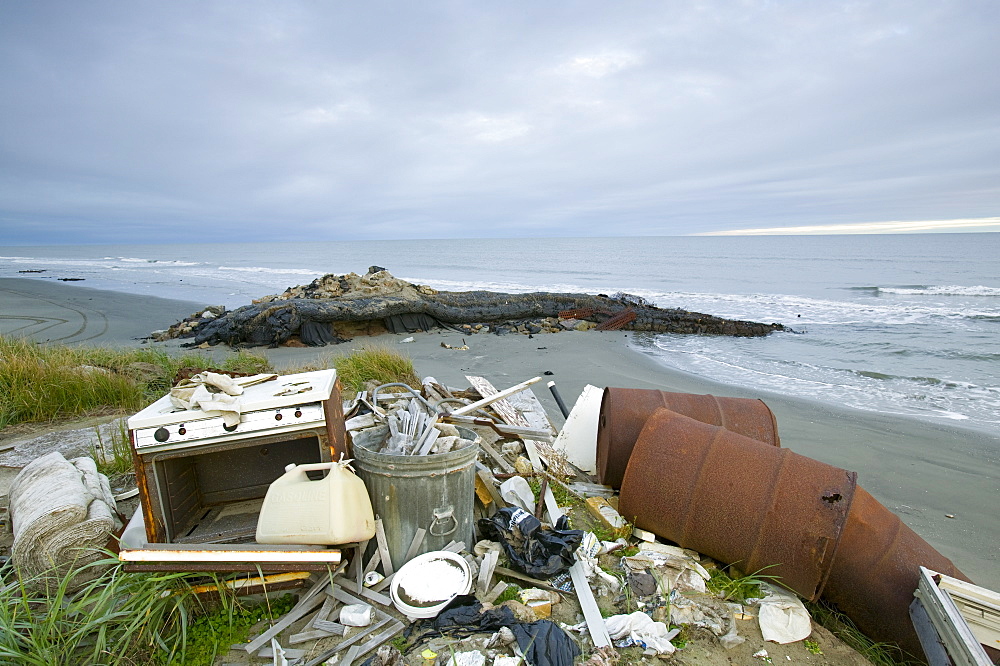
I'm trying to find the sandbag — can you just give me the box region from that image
[8,451,120,586]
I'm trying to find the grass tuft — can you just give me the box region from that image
[705,564,779,603]
[330,344,419,392]
[805,599,921,666]
[0,335,273,429]
[0,555,300,666]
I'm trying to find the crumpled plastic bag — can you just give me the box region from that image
[605,611,677,655]
[430,597,580,666]
[758,583,812,644]
[477,507,583,578]
[513,620,581,666]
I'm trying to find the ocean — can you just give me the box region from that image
[2,234,998,435]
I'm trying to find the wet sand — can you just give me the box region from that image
[3,277,998,588]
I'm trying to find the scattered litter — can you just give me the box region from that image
[340,603,374,627]
[499,476,536,512]
[448,650,486,666]
[605,611,678,655]
[400,336,415,343]
[441,342,470,350]
[478,507,583,578]
[757,583,812,644]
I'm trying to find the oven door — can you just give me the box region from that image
[138,427,332,544]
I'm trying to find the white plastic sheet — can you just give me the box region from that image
[758,583,812,644]
[605,611,678,655]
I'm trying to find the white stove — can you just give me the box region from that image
[128,368,347,544]
[128,369,338,452]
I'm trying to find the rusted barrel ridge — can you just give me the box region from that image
[618,408,854,600]
[823,487,971,658]
[596,387,780,488]
[618,407,971,657]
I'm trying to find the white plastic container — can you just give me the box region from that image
[390,550,472,619]
[256,460,376,545]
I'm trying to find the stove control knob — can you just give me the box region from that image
[274,412,283,421]
[294,410,302,418]
[154,427,170,442]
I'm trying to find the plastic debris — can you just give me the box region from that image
[477,507,582,579]
[605,611,678,655]
[757,583,812,644]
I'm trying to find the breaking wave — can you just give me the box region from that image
[850,285,1000,297]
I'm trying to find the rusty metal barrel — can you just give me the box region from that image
[618,408,854,600]
[596,387,781,488]
[823,487,970,658]
[618,407,971,657]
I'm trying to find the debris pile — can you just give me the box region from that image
[3,367,989,665]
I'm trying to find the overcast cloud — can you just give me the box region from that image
[1,1,999,244]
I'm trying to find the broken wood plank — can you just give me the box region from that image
[289,627,341,645]
[245,582,329,654]
[352,620,405,663]
[442,415,554,442]
[302,616,393,666]
[341,645,361,666]
[374,517,394,576]
[483,581,509,604]
[478,437,516,474]
[313,619,348,635]
[356,585,393,608]
[478,549,500,595]
[493,566,575,596]
[453,377,542,417]
[402,527,427,565]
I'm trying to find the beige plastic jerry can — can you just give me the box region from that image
[256,459,376,545]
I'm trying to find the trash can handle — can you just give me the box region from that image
[429,505,458,536]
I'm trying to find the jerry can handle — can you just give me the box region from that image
[429,505,457,536]
[283,462,335,477]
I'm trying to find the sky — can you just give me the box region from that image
[1,1,999,244]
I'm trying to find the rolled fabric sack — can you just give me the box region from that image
[596,388,780,488]
[9,451,120,586]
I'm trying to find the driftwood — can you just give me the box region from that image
[187,271,785,347]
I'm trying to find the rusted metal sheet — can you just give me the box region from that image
[823,487,971,658]
[596,309,637,331]
[618,408,854,600]
[596,387,781,488]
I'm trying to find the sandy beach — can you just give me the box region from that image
[3,276,997,589]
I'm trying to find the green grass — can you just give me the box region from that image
[0,555,300,666]
[0,335,272,428]
[805,599,920,666]
[329,344,420,392]
[705,564,779,603]
[91,419,134,479]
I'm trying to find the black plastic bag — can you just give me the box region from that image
[513,620,581,666]
[477,507,583,578]
[430,597,580,666]
[433,595,517,631]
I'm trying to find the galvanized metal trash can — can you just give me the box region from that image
[352,425,478,569]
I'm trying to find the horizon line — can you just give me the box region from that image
[693,217,1000,236]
